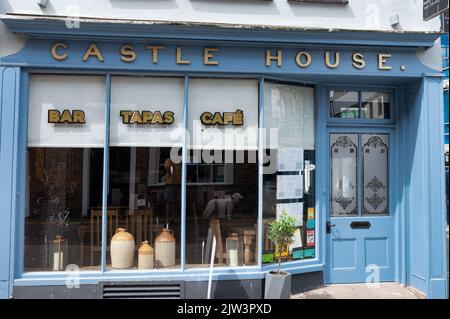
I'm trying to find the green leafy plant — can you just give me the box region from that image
[267,210,297,276]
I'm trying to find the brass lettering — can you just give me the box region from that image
[120,111,133,124]
[233,109,243,125]
[211,112,224,125]
[120,44,136,62]
[48,110,61,123]
[201,112,213,125]
[204,48,219,65]
[163,111,174,124]
[83,44,104,62]
[352,53,365,69]
[60,110,74,123]
[51,42,68,61]
[142,111,153,123]
[176,47,191,65]
[145,45,164,64]
[266,49,282,67]
[223,112,234,125]
[152,111,164,124]
[295,51,312,68]
[72,110,86,123]
[325,51,340,68]
[378,53,392,70]
[130,111,143,124]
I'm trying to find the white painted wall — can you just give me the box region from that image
[0,0,443,62]
[0,0,441,31]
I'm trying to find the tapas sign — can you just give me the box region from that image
[120,110,174,125]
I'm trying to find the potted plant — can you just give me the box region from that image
[265,211,297,299]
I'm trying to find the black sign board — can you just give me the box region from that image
[442,9,449,33]
[423,0,449,21]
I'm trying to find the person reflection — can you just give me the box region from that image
[163,158,181,225]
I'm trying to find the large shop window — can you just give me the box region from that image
[263,82,316,264]
[108,76,184,270]
[186,79,259,268]
[26,75,105,272]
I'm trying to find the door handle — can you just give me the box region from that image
[326,221,335,234]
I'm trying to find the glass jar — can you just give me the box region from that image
[226,233,243,267]
[48,235,68,271]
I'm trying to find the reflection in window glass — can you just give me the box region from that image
[361,92,390,119]
[25,148,104,271]
[263,83,316,264]
[25,75,105,272]
[107,76,184,270]
[330,90,359,119]
[107,147,182,269]
[186,150,258,268]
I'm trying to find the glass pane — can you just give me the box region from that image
[361,92,390,119]
[330,134,358,216]
[107,76,184,270]
[362,134,389,215]
[107,147,182,269]
[186,150,258,268]
[25,75,105,272]
[263,83,316,264]
[330,90,359,119]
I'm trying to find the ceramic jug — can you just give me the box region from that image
[138,240,154,270]
[155,227,176,267]
[111,228,135,269]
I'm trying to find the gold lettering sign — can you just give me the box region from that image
[378,53,392,70]
[49,43,399,72]
[145,45,165,64]
[83,44,104,62]
[266,49,282,67]
[204,48,219,65]
[352,53,365,69]
[200,109,244,126]
[48,109,86,124]
[120,110,175,125]
[325,51,340,68]
[120,44,136,63]
[51,42,68,61]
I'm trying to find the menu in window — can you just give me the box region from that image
[276,174,303,199]
[277,147,304,172]
[276,202,303,226]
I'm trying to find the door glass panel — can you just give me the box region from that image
[330,134,358,216]
[362,134,389,215]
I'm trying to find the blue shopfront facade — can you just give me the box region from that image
[0,17,447,299]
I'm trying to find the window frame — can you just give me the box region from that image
[17,71,322,281]
[327,86,395,125]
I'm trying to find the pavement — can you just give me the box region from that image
[292,226,449,299]
[291,283,424,299]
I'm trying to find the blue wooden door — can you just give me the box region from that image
[326,132,395,284]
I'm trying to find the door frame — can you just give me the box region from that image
[324,125,400,284]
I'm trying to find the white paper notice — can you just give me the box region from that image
[277,147,304,172]
[276,174,303,199]
[276,202,304,226]
[289,228,303,252]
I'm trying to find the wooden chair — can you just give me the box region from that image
[90,208,119,265]
[208,217,226,264]
[125,209,153,246]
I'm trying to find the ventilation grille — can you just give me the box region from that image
[102,283,182,299]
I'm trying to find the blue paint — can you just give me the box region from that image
[0,21,447,299]
[180,75,189,271]
[258,77,265,269]
[100,74,111,272]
